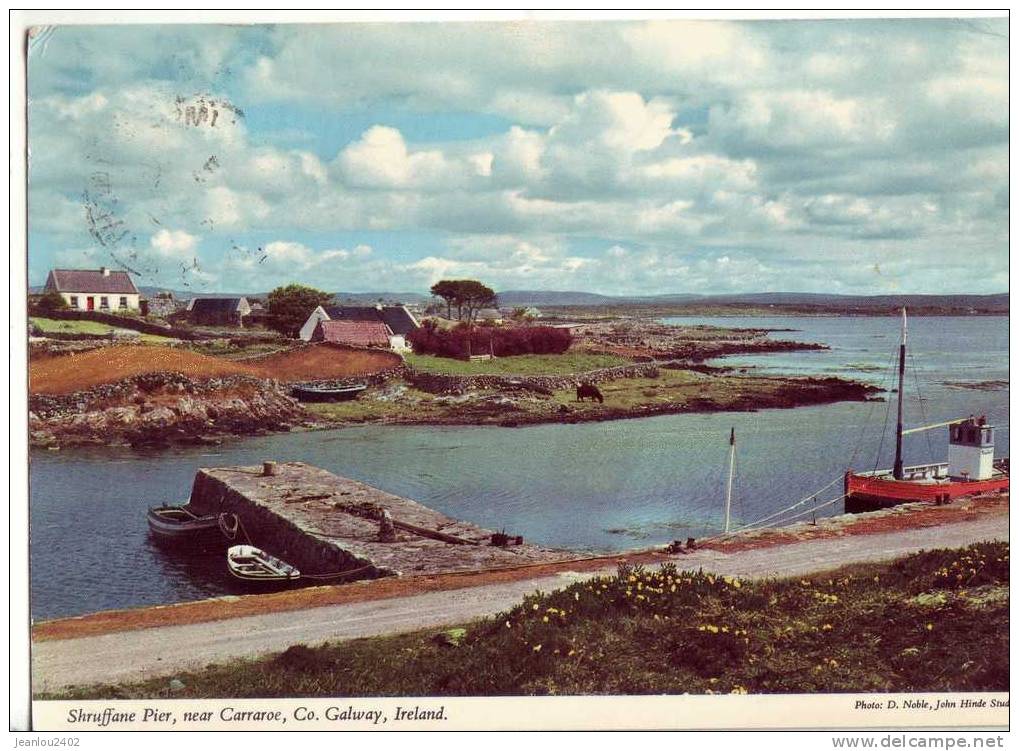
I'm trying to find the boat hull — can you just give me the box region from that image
[291,384,367,403]
[147,506,225,546]
[226,545,301,584]
[845,471,1009,513]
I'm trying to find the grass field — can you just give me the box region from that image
[29,343,401,395]
[405,351,629,375]
[43,542,1008,698]
[29,317,173,345]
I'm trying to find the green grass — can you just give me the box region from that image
[30,317,173,343]
[41,542,1008,699]
[30,317,119,335]
[405,351,630,376]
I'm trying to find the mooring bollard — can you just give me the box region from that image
[378,509,397,542]
[263,461,277,477]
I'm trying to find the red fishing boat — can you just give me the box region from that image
[844,309,1009,513]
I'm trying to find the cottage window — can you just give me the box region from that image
[119,296,128,309]
[69,296,78,308]
[100,296,109,309]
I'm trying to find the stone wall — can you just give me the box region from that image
[28,308,206,339]
[405,362,661,395]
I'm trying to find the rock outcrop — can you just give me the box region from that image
[29,372,313,448]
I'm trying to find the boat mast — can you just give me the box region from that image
[724,427,736,533]
[893,308,907,480]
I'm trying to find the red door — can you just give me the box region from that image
[86,297,95,311]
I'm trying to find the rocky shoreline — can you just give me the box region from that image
[27,320,873,450]
[328,375,880,429]
[29,368,879,449]
[29,372,317,449]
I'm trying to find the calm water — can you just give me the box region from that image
[30,315,1008,619]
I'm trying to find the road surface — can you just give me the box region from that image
[33,514,1007,693]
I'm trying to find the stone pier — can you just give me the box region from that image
[188,461,570,579]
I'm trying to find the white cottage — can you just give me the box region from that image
[43,267,140,312]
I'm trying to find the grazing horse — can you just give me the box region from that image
[576,382,604,403]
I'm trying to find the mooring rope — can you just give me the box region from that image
[217,511,376,581]
[735,494,845,531]
[724,473,843,533]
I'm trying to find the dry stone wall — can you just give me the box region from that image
[405,362,661,395]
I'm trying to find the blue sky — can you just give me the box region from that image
[27,18,1008,295]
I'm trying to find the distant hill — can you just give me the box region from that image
[28,283,1007,313]
[332,291,431,304]
[498,290,1007,310]
[497,290,621,306]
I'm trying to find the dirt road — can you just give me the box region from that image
[33,514,1007,693]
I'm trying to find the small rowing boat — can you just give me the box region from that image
[226,545,301,583]
[291,383,367,402]
[147,504,223,545]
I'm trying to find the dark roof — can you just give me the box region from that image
[378,306,420,336]
[45,268,139,295]
[190,297,247,314]
[314,320,392,347]
[322,305,420,336]
[324,305,383,322]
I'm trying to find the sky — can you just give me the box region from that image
[26,17,1008,296]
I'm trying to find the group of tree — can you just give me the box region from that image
[265,284,333,337]
[429,279,497,323]
[408,319,572,359]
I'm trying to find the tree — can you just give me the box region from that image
[430,279,497,322]
[429,280,459,319]
[266,284,333,337]
[458,280,497,323]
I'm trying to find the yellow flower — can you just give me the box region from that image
[532,604,539,611]
[730,685,748,695]
[732,579,741,589]
[542,616,549,623]
[533,644,542,652]
[506,621,512,629]
[822,624,833,631]
[926,623,934,631]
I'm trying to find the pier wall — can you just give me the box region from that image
[188,468,387,579]
[185,462,571,581]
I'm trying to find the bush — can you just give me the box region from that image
[30,292,68,314]
[409,320,572,358]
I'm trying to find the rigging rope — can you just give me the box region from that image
[909,350,936,462]
[737,494,845,530]
[872,355,898,474]
[701,473,845,542]
[846,345,899,472]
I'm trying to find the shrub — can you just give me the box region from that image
[30,292,68,314]
[409,320,572,358]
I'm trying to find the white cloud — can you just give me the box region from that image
[149,229,198,259]
[26,20,1009,294]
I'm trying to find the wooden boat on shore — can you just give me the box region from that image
[844,309,1009,513]
[147,504,223,544]
[291,383,367,402]
[227,545,301,583]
